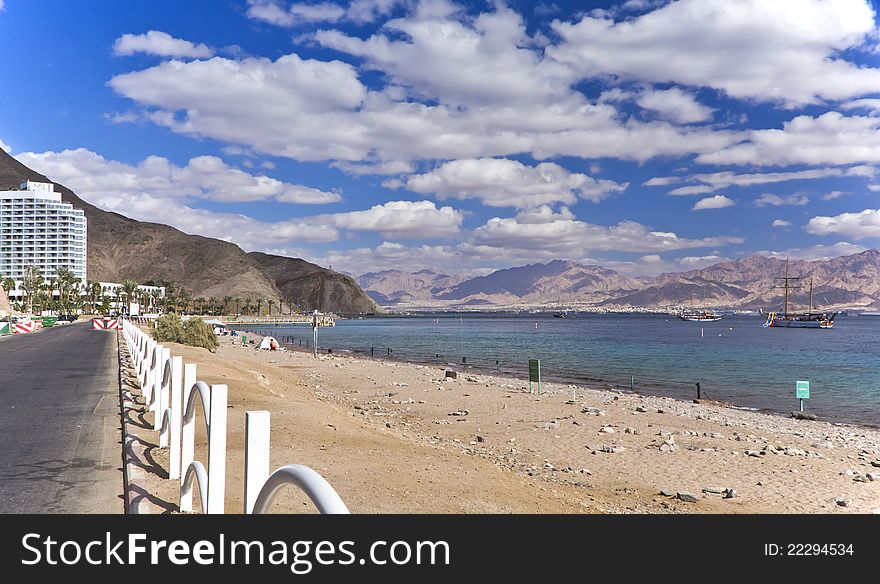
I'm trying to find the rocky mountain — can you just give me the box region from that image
[0,149,379,315]
[355,269,468,304]
[358,252,880,310]
[249,252,379,314]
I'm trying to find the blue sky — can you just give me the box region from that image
[2,0,880,276]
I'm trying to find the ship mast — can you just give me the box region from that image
[808,277,813,318]
[773,258,801,320]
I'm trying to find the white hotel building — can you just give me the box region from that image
[0,181,87,291]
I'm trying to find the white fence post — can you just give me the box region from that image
[157,348,171,441]
[207,384,228,514]
[151,345,167,430]
[180,364,198,511]
[168,356,183,480]
[244,411,270,514]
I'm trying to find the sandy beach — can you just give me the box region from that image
[143,331,880,514]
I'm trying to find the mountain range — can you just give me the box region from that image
[357,252,880,311]
[0,149,380,315]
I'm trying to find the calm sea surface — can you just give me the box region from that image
[233,313,880,427]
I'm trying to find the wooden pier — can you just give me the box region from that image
[222,315,336,327]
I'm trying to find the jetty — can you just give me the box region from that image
[222,314,336,327]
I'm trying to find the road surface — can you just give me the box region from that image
[0,322,123,513]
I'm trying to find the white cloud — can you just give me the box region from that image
[402,158,627,208]
[761,241,868,260]
[602,253,729,277]
[113,30,214,59]
[0,138,10,153]
[692,195,735,210]
[636,87,714,124]
[772,219,792,228]
[313,241,471,275]
[14,148,342,205]
[841,98,880,114]
[754,193,809,207]
[246,0,403,26]
[109,45,742,166]
[468,207,742,257]
[324,200,463,238]
[699,112,880,167]
[0,1,6,11]
[652,166,875,194]
[549,0,880,106]
[806,208,880,239]
[314,4,575,108]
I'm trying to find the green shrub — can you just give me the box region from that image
[152,314,219,352]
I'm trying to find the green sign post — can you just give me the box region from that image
[529,359,541,395]
[796,380,810,412]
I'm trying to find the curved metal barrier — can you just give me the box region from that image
[244,411,349,514]
[251,465,350,515]
[122,318,344,516]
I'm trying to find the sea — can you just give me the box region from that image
[232,312,880,427]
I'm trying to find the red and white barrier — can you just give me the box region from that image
[14,322,35,334]
[92,317,123,330]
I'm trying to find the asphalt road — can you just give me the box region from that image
[0,322,123,513]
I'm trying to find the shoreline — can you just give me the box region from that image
[235,326,880,433]
[227,332,880,512]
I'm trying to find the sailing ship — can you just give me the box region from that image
[763,261,835,329]
[679,310,721,322]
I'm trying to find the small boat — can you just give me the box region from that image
[679,310,721,322]
[553,311,567,319]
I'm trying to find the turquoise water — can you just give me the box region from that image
[234,313,880,427]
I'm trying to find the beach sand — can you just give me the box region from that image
[151,332,880,514]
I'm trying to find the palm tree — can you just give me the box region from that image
[121,279,139,315]
[21,265,44,315]
[233,297,241,315]
[221,296,233,316]
[267,299,275,316]
[85,280,102,314]
[54,267,81,316]
[255,299,263,316]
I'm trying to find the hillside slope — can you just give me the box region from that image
[0,149,378,314]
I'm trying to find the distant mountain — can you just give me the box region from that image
[437,260,642,303]
[0,149,379,315]
[357,251,880,311]
[355,269,468,304]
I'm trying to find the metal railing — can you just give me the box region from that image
[121,318,347,515]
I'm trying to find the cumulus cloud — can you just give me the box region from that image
[693,195,735,210]
[323,200,464,238]
[761,241,868,260]
[113,30,214,59]
[246,0,403,26]
[754,193,810,207]
[650,166,875,194]
[108,6,745,167]
[806,208,880,239]
[14,148,342,205]
[402,158,628,208]
[602,253,729,277]
[772,219,792,228]
[469,208,742,258]
[698,112,880,167]
[0,138,10,153]
[636,87,714,124]
[549,0,880,106]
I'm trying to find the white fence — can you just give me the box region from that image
[121,318,348,515]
